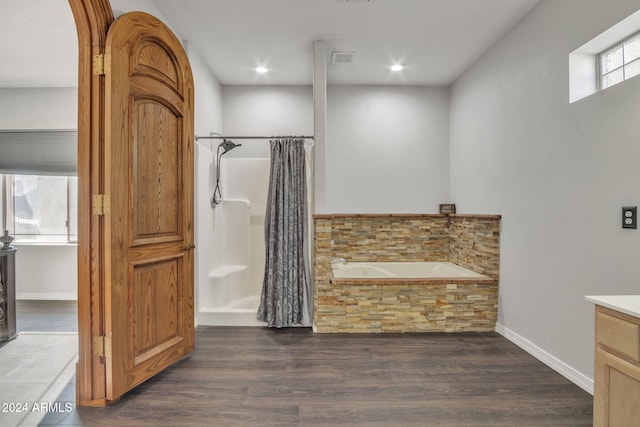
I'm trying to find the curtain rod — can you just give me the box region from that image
[195,135,314,141]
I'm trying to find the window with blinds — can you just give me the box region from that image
[0,130,76,175]
[0,130,78,243]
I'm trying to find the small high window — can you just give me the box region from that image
[599,31,640,89]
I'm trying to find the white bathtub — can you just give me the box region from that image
[331,261,490,282]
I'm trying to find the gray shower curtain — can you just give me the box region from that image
[257,137,311,328]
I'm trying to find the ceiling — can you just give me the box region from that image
[0,0,540,87]
[0,0,78,87]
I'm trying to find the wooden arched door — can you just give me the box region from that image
[68,1,195,406]
[104,11,195,401]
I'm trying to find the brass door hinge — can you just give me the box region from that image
[92,335,112,358]
[92,194,111,216]
[93,53,111,75]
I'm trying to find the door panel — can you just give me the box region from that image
[104,11,194,402]
[132,256,180,359]
[132,41,179,88]
[132,100,180,243]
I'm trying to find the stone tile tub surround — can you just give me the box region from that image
[313,214,501,333]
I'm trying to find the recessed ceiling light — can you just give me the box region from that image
[390,64,405,72]
[256,66,268,74]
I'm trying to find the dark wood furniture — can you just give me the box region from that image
[0,231,17,341]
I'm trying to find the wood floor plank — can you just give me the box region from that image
[39,326,592,426]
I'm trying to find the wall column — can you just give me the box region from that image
[312,40,327,214]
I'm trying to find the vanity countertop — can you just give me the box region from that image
[585,295,640,319]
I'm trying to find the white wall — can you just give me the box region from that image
[110,0,171,23]
[222,85,314,158]
[187,43,224,322]
[220,85,450,215]
[14,245,77,300]
[450,0,640,389]
[326,86,450,213]
[0,88,78,300]
[0,88,77,129]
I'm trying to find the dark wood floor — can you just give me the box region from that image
[41,327,593,426]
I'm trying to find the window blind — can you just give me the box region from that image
[0,130,77,175]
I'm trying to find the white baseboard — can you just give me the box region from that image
[17,293,77,301]
[495,322,594,395]
[198,309,266,326]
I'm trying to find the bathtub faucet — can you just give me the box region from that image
[331,257,347,265]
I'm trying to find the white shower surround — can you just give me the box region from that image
[199,198,266,326]
[198,158,270,326]
[196,86,315,327]
[197,148,315,326]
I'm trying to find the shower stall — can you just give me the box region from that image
[196,141,270,326]
[196,137,314,326]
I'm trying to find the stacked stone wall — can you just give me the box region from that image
[313,214,501,333]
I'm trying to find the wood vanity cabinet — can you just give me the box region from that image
[593,305,640,427]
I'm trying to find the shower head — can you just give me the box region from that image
[211,139,242,209]
[218,139,242,154]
